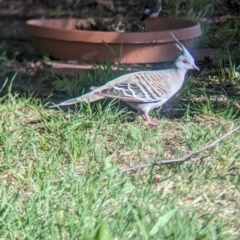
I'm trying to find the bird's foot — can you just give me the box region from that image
[148,119,159,126]
[141,114,159,126]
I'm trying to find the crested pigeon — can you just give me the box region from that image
[51,35,199,126]
[141,0,162,21]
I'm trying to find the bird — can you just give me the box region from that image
[51,34,199,126]
[141,0,162,21]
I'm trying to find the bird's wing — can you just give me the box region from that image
[141,0,162,20]
[94,70,173,103]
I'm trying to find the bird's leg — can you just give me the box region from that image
[141,113,159,126]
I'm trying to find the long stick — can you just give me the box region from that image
[119,125,240,174]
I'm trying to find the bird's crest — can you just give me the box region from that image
[171,32,193,57]
[171,32,199,71]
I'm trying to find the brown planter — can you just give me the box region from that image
[25,18,201,64]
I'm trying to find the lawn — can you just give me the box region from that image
[1,0,240,239]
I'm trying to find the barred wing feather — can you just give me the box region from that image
[95,71,171,103]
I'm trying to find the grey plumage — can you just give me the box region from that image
[141,0,162,21]
[51,34,199,125]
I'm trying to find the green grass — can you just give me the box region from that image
[1,1,240,239]
[0,72,240,239]
[164,0,221,20]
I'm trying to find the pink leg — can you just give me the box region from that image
[141,113,159,126]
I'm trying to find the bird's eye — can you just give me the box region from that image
[182,59,189,64]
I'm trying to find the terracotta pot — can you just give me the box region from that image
[25,18,201,64]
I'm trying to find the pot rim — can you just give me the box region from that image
[25,18,201,44]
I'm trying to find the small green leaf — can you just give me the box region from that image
[130,128,141,140]
[102,40,117,58]
[95,222,110,240]
[149,209,177,236]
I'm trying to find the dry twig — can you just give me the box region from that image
[119,125,240,174]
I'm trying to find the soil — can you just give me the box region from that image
[75,18,147,32]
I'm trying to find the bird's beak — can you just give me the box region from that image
[192,64,199,71]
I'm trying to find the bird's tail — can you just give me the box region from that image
[50,91,105,108]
